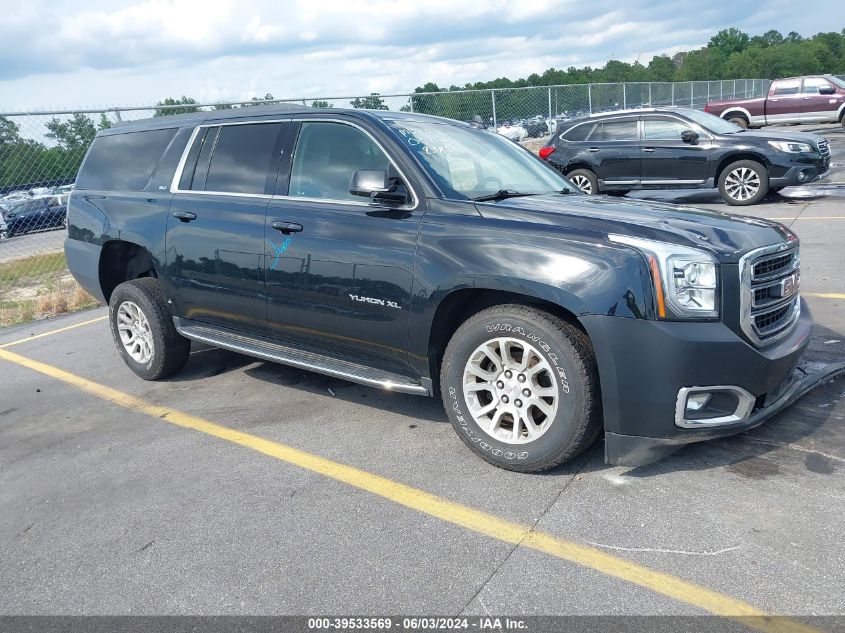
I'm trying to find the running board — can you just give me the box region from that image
[174,318,430,396]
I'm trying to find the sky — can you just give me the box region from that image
[0,0,842,112]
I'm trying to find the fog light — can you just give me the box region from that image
[797,170,807,182]
[686,392,712,412]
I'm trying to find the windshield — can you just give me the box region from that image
[828,75,845,89]
[682,108,743,134]
[385,119,576,200]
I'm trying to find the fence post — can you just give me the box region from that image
[112,108,122,122]
[491,90,497,130]
[409,96,414,113]
[706,81,710,105]
[690,83,694,107]
[548,87,552,120]
[622,84,626,109]
[588,84,592,114]
[671,83,674,105]
[720,81,723,99]
[648,82,652,106]
[733,79,736,98]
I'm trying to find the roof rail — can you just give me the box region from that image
[587,106,686,118]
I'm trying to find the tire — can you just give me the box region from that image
[728,116,748,129]
[718,159,769,206]
[109,277,191,380]
[605,190,630,197]
[440,305,602,473]
[567,169,599,195]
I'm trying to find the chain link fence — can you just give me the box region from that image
[0,79,770,326]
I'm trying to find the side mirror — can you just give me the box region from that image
[681,130,700,145]
[349,170,408,205]
[819,86,836,95]
[350,170,390,197]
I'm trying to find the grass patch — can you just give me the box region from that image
[0,252,69,291]
[0,252,101,327]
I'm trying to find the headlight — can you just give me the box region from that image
[767,140,814,153]
[609,235,719,319]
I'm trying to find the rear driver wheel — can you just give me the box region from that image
[567,169,599,195]
[109,277,191,380]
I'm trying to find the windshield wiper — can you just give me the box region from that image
[472,189,537,202]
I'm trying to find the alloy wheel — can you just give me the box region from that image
[724,167,760,201]
[462,337,559,444]
[116,300,154,364]
[570,174,592,194]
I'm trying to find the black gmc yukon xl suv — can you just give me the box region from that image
[66,105,822,471]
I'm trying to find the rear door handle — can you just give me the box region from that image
[173,211,197,222]
[271,221,303,234]
[643,147,656,153]
[588,147,600,153]
[802,97,812,100]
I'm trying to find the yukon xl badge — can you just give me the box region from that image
[348,294,401,309]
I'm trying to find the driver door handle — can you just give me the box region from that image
[643,147,656,153]
[588,147,600,153]
[173,211,197,222]
[271,221,303,234]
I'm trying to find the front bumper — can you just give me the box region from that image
[768,155,831,187]
[580,299,841,467]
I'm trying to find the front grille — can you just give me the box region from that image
[741,243,800,346]
[818,140,830,159]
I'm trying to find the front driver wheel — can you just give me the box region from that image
[109,277,191,380]
[440,305,601,472]
[718,160,769,206]
[567,169,599,195]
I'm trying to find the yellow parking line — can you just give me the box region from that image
[0,347,823,633]
[0,315,108,349]
[804,293,845,300]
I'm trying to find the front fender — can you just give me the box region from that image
[408,215,655,376]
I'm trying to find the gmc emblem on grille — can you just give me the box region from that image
[774,273,799,298]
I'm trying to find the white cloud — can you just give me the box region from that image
[0,0,840,110]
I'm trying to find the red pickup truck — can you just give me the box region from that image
[704,75,845,129]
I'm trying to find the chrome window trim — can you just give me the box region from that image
[674,385,756,428]
[170,117,419,210]
[739,241,801,347]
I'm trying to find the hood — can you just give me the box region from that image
[475,193,794,262]
[725,128,826,144]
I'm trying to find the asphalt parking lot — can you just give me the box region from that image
[1,124,844,627]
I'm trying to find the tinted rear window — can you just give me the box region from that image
[561,123,593,142]
[204,123,283,194]
[589,120,638,141]
[77,128,177,191]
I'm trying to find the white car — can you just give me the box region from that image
[496,124,528,142]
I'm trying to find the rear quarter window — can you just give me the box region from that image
[77,128,178,191]
[560,123,594,142]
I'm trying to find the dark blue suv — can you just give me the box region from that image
[539,107,831,205]
[65,105,829,471]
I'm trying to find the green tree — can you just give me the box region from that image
[0,117,22,146]
[350,93,389,110]
[45,113,97,151]
[311,100,331,108]
[647,55,676,81]
[242,93,276,107]
[709,28,751,55]
[154,96,199,117]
